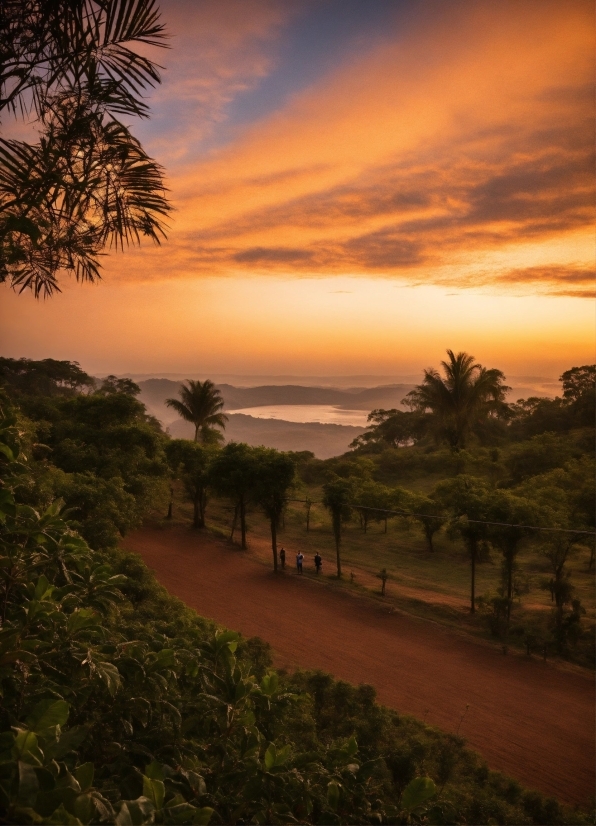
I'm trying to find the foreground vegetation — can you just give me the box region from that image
[0,355,593,823]
[0,412,591,825]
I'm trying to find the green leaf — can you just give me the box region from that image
[46,726,88,760]
[67,609,98,635]
[327,781,340,811]
[346,735,358,757]
[13,730,44,766]
[401,776,436,812]
[263,742,291,769]
[18,760,39,807]
[26,699,69,735]
[72,792,95,824]
[43,803,83,824]
[95,661,121,696]
[74,762,94,793]
[144,761,163,781]
[34,575,54,601]
[116,796,156,825]
[0,442,15,461]
[264,743,276,770]
[142,775,165,811]
[162,803,214,824]
[260,672,279,696]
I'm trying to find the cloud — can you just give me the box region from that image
[137,0,299,164]
[496,265,595,297]
[234,246,313,263]
[108,0,593,298]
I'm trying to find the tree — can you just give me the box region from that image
[166,379,227,444]
[560,364,596,426]
[406,492,446,553]
[353,479,393,533]
[404,350,509,450]
[165,439,213,529]
[253,448,295,571]
[435,476,491,614]
[209,442,256,549]
[0,356,95,396]
[97,375,141,396]
[0,0,171,297]
[322,476,353,577]
[486,491,539,623]
[350,408,428,450]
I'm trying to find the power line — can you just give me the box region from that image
[286,499,595,536]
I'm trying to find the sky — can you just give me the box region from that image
[1,0,594,380]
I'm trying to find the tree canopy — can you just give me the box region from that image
[405,350,509,450]
[166,380,227,444]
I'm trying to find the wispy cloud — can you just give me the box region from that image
[109,0,593,299]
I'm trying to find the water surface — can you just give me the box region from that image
[227,404,369,426]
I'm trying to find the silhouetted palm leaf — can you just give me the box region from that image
[166,381,228,444]
[0,0,170,296]
[406,350,509,449]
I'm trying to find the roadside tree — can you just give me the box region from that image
[253,448,295,571]
[165,439,214,529]
[322,476,354,578]
[406,492,447,553]
[209,442,257,549]
[435,476,491,614]
[486,491,540,624]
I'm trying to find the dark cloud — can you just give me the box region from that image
[234,246,313,263]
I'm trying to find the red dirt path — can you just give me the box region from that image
[123,527,595,807]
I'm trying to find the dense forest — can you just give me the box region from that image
[0,355,593,824]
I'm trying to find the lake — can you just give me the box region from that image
[227,404,370,426]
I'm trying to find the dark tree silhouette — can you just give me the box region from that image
[166,379,227,443]
[0,0,170,296]
[436,476,492,614]
[322,476,353,578]
[209,442,256,549]
[405,350,509,450]
[253,448,295,571]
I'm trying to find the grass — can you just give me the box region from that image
[154,480,595,670]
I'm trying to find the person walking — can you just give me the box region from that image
[279,547,286,569]
[314,552,322,574]
[296,551,304,574]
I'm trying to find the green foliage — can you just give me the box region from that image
[0,406,591,823]
[322,475,354,576]
[2,363,170,550]
[165,440,214,529]
[0,358,95,398]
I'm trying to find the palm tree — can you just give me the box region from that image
[0,0,170,297]
[166,380,228,443]
[405,350,508,450]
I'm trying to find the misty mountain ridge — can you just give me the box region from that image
[137,380,416,424]
[135,376,560,460]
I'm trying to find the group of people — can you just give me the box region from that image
[278,547,322,574]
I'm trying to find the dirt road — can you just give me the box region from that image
[123,527,595,807]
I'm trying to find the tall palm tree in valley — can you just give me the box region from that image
[405,350,509,450]
[166,380,228,443]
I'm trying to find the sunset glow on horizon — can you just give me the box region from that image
[1,0,594,378]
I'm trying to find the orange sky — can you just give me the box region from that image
[1,0,594,378]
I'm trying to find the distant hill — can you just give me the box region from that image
[168,414,365,460]
[137,379,414,426]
